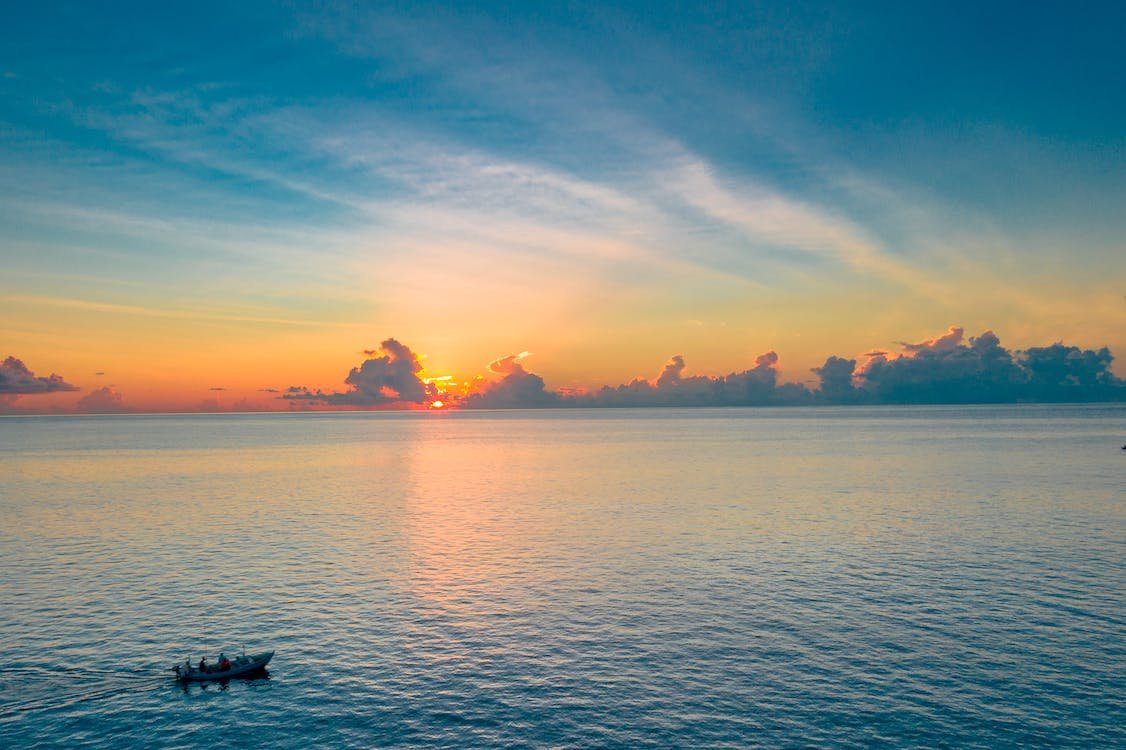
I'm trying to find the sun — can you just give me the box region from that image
[429,400,445,409]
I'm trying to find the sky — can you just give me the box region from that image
[2,1,1124,412]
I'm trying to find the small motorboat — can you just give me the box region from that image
[173,651,273,682]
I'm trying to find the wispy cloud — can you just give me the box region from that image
[4,295,367,329]
[3,1,1122,395]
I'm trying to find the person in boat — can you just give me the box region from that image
[219,653,231,671]
[199,657,207,673]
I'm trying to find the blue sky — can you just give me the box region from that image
[1,1,1124,409]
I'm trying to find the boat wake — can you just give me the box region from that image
[0,665,164,720]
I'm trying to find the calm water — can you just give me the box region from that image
[1,406,1123,748]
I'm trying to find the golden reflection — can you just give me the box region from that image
[398,422,540,629]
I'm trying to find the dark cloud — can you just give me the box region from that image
[0,356,78,394]
[1020,342,1121,401]
[284,338,434,406]
[76,386,131,413]
[464,352,559,408]
[567,350,809,408]
[826,328,1123,404]
[855,329,1027,403]
[283,329,1125,412]
[209,387,226,391]
[812,356,859,403]
[493,328,1122,408]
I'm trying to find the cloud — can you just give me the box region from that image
[76,386,131,413]
[843,327,1124,404]
[900,325,965,354]
[0,356,79,394]
[855,328,1026,403]
[453,329,1124,409]
[6,292,365,330]
[593,330,1123,407]
[656,354,686,388]
[1020,342,1121,400]
[284,338,434,406]
[487,351,533,375]
[571,349,806,408]
[811,356,859,403]
[583,328,1121,407]
[285,330,1124,413]
[465,352,559,408]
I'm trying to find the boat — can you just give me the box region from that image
[173,651,273,682]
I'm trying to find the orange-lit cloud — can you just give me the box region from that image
[900,325,965,354]
[76,386,130,413]
[6,324,1124,415]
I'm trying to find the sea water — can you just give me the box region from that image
[1,405,1123,748]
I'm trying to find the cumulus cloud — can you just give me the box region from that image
[822,327,1123,404]
[1020,342,1121,400]
[282,330,1124,412]
[465,351,559,408]
[900,325,964,353]
[0,356,78,394]
[568,349,805,407]
[811,356,859,403]
[855,329,1024,403]
[76,386,131,413]
[284,338,434,406]
[525,327,1121,408]
[655,354,687,388]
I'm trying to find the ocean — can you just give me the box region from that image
[1,405,1123,748]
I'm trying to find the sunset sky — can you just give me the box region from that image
[2,2,1124,412]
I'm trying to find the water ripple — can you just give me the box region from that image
[1,406,1123,748]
